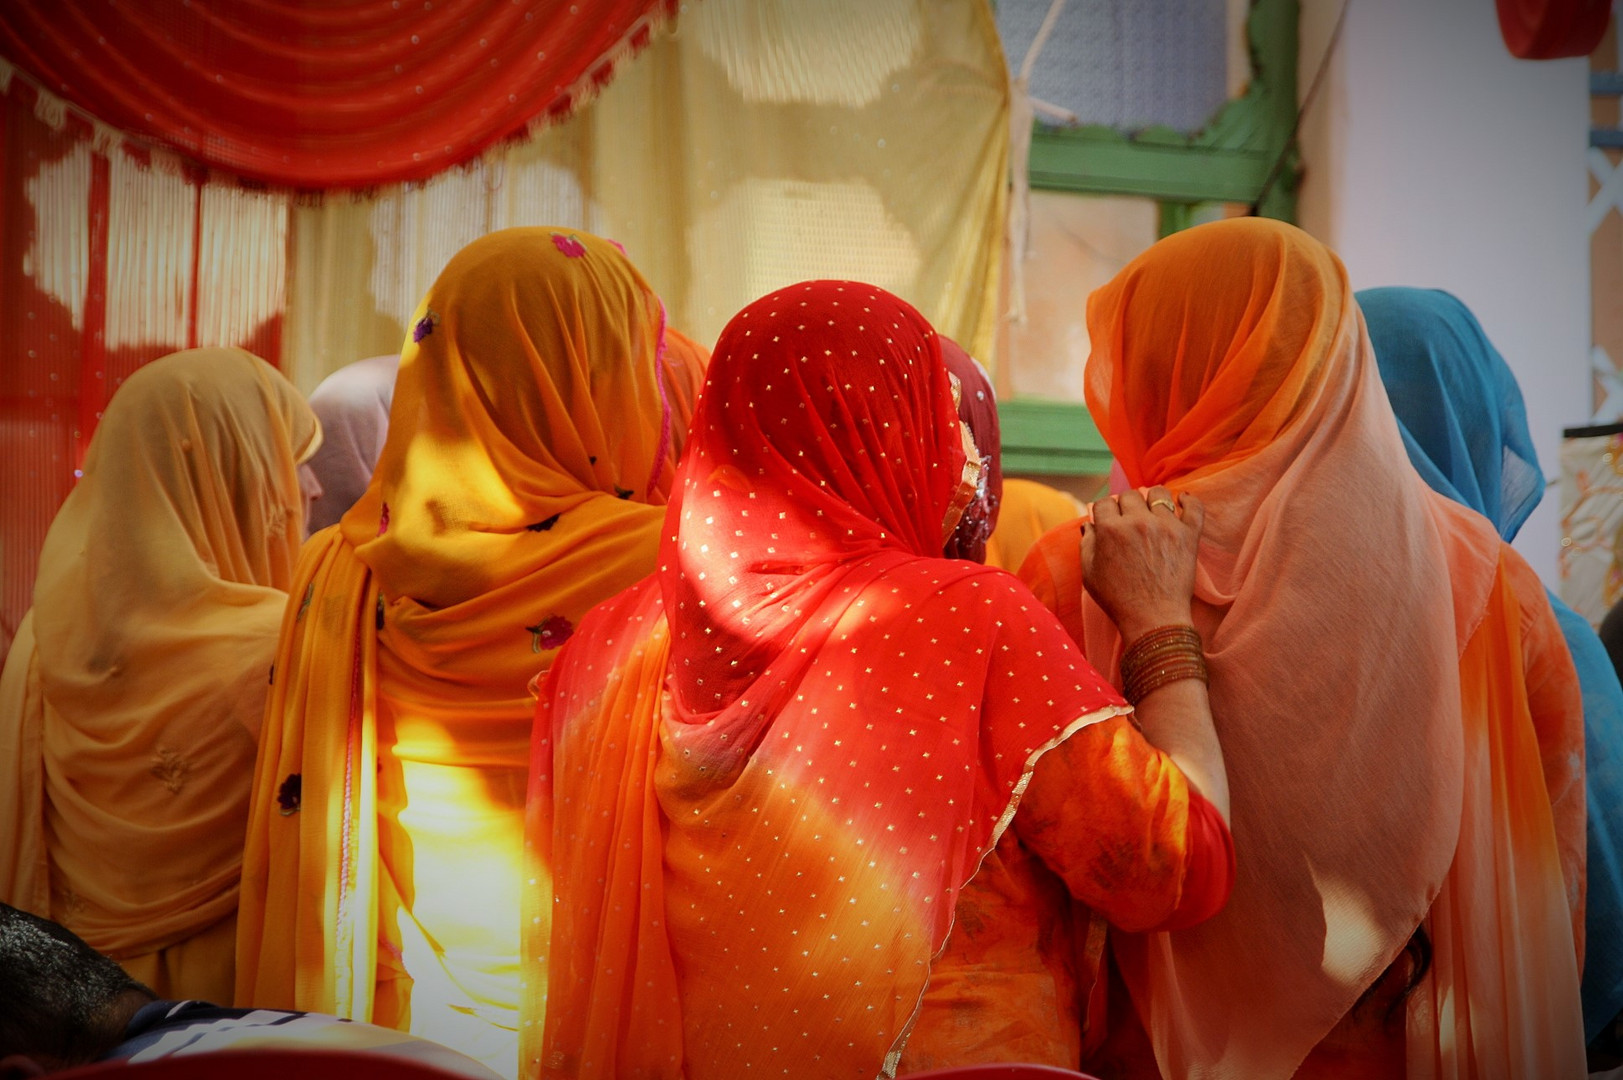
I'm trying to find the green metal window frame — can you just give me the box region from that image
[1000,0,1300,476]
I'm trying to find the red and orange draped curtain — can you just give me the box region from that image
[0,0,676,661]
[0,0,677,189]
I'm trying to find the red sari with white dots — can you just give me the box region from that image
[521,282,1131,1079]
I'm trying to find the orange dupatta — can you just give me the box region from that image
[0,349,315,1000]
[1022,219,1581,1077]
[1400,514,1586,1080]
[523,282,1129,1079]
[236,228,676,1078]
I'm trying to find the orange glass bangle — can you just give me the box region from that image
[1120,625,1207,705]
[1120,626,1201,675]
[1121,638,1198,676]
[1124,655,1208,705]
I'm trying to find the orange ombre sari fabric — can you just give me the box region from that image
[236,228,675,1078]
[523,281,1130,1080]
[1022,218,1581,1078]
[0,348,316,1002]
[1403,546,1585,1079]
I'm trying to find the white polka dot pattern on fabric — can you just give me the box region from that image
[522,281,1128,1079]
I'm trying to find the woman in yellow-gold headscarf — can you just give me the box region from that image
[0,348,318,1003]
[235,228,676,1080]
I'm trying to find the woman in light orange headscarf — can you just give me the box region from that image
[0,348,317,1003]
[235,228,678,1079]
[1021,218,1586,1078]
[522,281,1238,1079]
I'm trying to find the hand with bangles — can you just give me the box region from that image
[1080,484,1228,821]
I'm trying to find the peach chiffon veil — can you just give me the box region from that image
[1035,219,1479,1077]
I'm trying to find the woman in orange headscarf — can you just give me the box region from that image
[235,228,678,1079]
[521,280,1238,1079]
[0,348,317,1003]
[1021,218,1586,1077]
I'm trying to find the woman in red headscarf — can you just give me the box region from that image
[520,281,1237,1078]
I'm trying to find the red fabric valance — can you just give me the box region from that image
[1497,0,1610,59]
[0,0,675,189]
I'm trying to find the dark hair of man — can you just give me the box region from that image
[0,903,154,1067]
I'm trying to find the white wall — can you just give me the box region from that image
[1298,0,1590,584]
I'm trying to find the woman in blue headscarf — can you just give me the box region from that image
[1362,285,1623,1044]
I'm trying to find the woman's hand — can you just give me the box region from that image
[1084,488,1228,822]
[1081,487,1205,642]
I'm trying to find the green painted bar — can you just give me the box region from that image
[1158,200,1197,238]
[1002,447,1114,474]
[997,398,1113,475]
[1028,131,1272,203]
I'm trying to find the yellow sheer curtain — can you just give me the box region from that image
[282,0,1009,391]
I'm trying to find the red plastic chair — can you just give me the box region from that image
[52,1048,481,1079]
[901,1066,1100,1079]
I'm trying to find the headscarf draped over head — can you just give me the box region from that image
[305,354,399,535]
[1057,219,1484,1077]
[528,282,1125,1080]
[238,228,677,1036]
[342,226,674,611]
[1,348,315,966]
[940,336,1002,563]
[1363,285,1623,1043]
[659,282,993,711]
[1360,288,1543,541]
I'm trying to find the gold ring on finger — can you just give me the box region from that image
[1149,497,1177,513]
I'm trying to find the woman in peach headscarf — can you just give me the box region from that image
[235,228,678,1079]
[521,280,1238,1079]
[0,348,317,1003]
[1021,218,1586,1077]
